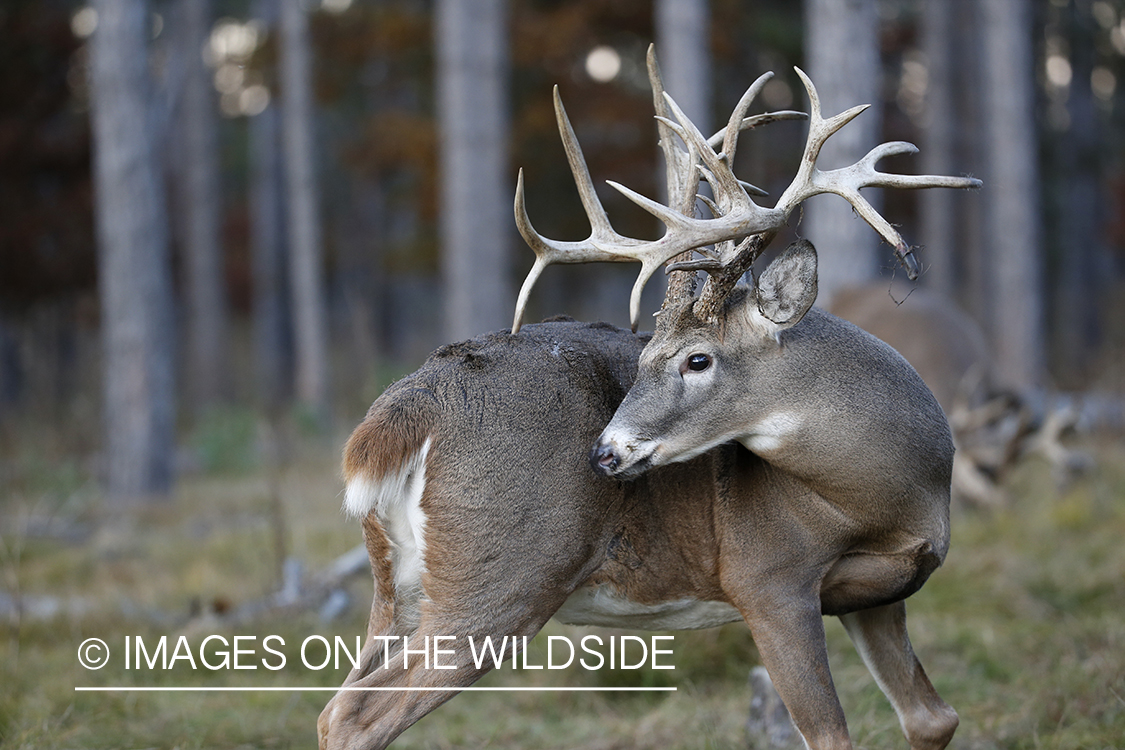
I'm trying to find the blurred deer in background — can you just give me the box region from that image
[831,284,1086,507]
[319,47,980,750]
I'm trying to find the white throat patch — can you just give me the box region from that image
[741,411,802,456]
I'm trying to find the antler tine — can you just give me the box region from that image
[690,69,897,319]
[647,45,703,315]
[720,71,773,170]
[651,88,785,281]
[773,68,870,213]
[659,90,764,273]
[598,82,791,284]
[706,111,808,152]
[809,141,982,273]
[647,45,697,217]
[511,91,647,334]
[552,86,618,240]
[774,67,983,279]
[512,92,642,262]
[513,74,745,334]
[662,92,753,216]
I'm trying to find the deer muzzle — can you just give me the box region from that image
[589,433,657,479]
[589,440,621,475]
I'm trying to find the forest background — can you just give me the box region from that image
[1,0,1124,748]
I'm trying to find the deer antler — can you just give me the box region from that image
[512,71,801,333]
[511,57,982,334]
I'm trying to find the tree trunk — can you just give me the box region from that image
[919,0,956,297]
[1053,0,1105,388]
[436,0,510,341]
[655,0,711,136]
[89,0,176,504]
[178,0,229,408]
[249,0,291,412]
[336,174,385,393]
[280,0,330,415]
[949,0,988,320]
[802,0,882,307]
[980,0,1043,389]
[250,100,292,411]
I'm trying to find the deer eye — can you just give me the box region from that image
[684,353,711,373]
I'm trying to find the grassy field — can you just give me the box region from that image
[2,416,1124,750]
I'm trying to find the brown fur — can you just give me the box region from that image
[360,515,397,632]
[828,282,991,413]
[343,394,438,483]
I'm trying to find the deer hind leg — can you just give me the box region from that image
[319,568,566,750]
[317,560,517,750]
[839,600,958,750]
[318,511,417,749]
[320,449,578,749]
[317,522,506,750]
[318,612,506,750]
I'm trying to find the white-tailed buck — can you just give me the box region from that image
[319,47,980,750]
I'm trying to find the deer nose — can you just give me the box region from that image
[589,441,620,475]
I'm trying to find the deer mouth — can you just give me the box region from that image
[589,435,660,479]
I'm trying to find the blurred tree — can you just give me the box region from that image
[250,1,293,412]
[802,0,882,307]
[176,0,230,408]
[949,0,989,323]
[919,0,957,297]
[436,0,511,341]
[655,0,710,135]
[4,0,1124,448]
[1051,0,1108,387]
[913,0,990,340]
[88,0,175,503]
[0,2,96,418]
[981,0,1044,389]
[281,0,330,417]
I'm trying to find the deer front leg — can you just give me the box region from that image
[839,601,958,750]
[735,588,852,750]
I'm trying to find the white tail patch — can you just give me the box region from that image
[344,437,432,518]
[343,438,432,603]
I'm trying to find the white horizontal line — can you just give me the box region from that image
[75,686,676,692]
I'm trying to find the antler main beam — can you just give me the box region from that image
[511,61,982,334]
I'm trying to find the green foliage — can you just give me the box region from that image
[187,406,260,474]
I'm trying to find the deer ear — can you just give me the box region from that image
[751,239,818,333]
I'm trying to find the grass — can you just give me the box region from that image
[2,425,1124,749]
